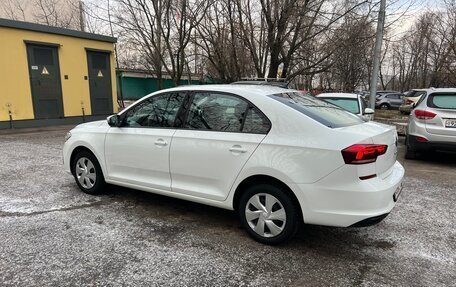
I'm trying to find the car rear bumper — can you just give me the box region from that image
[399,104,412,113]
[350,213,390,227]
[292,161,404,227]
[407,134,456,152]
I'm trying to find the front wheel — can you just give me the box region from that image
[380,103,390,110]
[72,151,106,194]
[239,184,299,245]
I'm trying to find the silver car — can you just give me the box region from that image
[405,88,456,159]
[375,93,404,110]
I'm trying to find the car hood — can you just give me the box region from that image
[74,120,108,129]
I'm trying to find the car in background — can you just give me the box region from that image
[405,88,456,159]
[399,89,427,115]
[375,93,404,110]
[231,79,289,89]
[63,85,404,245]
[376,90,400,97]
[316,93,375,120]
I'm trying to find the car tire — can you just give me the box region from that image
[380,103,390,110]
[405,135,417,160]
[239,184,299,245]
[72,150,106,195]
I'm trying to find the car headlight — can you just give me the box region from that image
[64,131,72,142]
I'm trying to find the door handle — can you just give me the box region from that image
[229,145,247,154]
[154,138,168,147]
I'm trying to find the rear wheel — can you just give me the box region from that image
[239,184,299,245]
[72,150,106,194]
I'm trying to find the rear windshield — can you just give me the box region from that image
[321,98,360,114]
[428,93,456,109]
[269,92,364,128]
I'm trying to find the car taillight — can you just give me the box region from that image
[414,109,436,120]
[342,144,388,164]
[406,99,414,105]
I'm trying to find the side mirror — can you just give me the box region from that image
[364,108,375,115]
[107,114,121,127]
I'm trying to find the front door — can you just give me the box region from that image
[87,51,113,115]
[26,44,64,119]
[105,92,186,191]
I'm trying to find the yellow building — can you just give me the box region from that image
[0,18,117,129]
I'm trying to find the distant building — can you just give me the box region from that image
[0,18,117,129]
[0,0,83,31]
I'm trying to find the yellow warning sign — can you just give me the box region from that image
[97,70,103,77]
[41,66,49,75]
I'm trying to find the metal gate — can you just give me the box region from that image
[87,51,113,115]
[26,44,64,119]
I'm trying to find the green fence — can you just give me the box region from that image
[117,72,201,100]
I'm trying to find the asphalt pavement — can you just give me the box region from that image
[0,128,455,286]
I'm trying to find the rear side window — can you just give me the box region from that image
[428,93,456,109]
[242,106,271,134]
[270,92,364,128]
[185,93,248,132]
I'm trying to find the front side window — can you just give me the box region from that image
[428,93,456,110]
[185,93,248,132]
[321,98,360,114]
[270,92,364,128]
[123,93,185,128]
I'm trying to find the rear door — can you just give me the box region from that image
[87,51,113,115]
[169,92,270,201]
[425,93,456,136]
[390,94,402,108]
[105,92,186,190]
[26,44,64,119]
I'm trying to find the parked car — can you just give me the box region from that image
[316,92,375,120]
[376,90,400,96]
[399,89,427,115]
[231,79,289,88]
[375,93,404,110]
[405,88,456,159]
[63,85,404,244]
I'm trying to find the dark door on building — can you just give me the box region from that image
[26,44,64,119]
[87,51,113,115]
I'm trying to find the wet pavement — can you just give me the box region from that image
[0,128,455,286]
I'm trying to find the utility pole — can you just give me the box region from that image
[79,1,85,32]
[369,0,387,111]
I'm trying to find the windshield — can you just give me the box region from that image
[321,98,360,114]
[269,92,365,128]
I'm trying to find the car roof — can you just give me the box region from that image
[146,84,292,99]
[316,93,359,99]
[427,88,456,94]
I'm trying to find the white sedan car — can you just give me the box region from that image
[316,93,375,120]
[63,85,404,244]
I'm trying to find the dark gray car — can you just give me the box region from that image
[375,93,404,110]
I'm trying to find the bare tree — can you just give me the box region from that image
[115,0,208,87]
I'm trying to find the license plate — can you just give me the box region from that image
[444,119,456,128]
[393,183,403,202]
